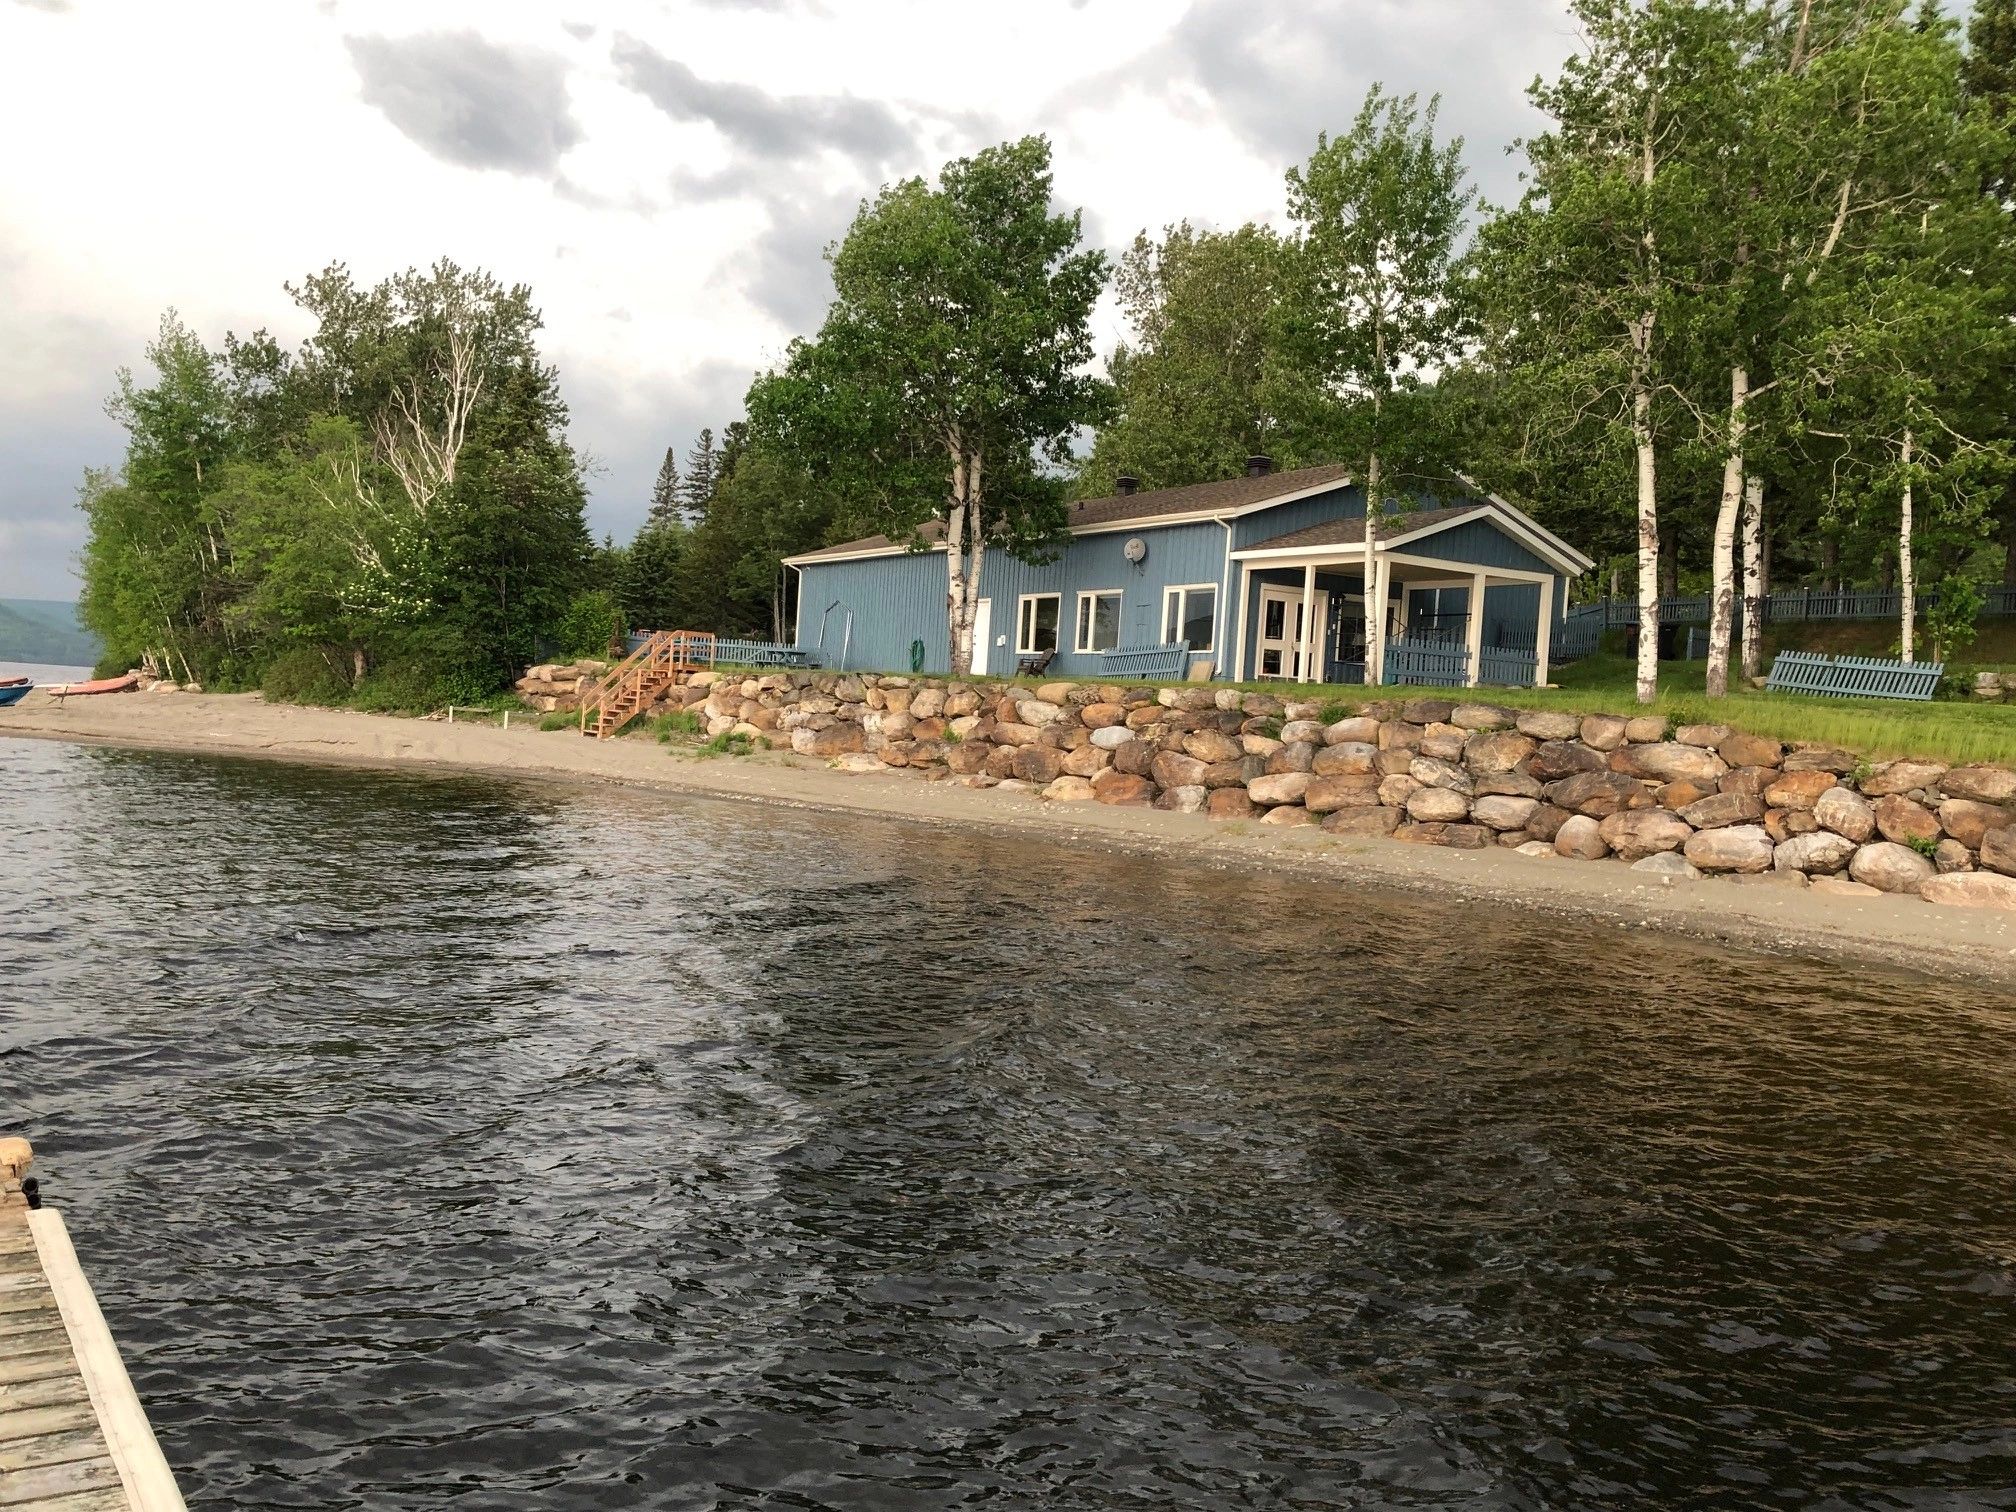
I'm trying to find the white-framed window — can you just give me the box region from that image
[1075,589,1123,653]
[1161,583,1217,653]
[1016,593,1061,655]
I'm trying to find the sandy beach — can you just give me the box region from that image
[6,686,2015,988]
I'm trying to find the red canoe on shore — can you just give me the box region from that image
[53,674,140,697]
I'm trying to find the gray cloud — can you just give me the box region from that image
[345,30,581,176]
[561,357,754,546]
[561,20,595,40]
[1110,0,1572,213]
[611,36,914,172]
[12,0,73,11]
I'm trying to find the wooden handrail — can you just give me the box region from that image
[578,629,718,738]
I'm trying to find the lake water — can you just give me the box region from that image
[3,737,2014,1509]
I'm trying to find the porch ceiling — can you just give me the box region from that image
[1235,505,1485,556]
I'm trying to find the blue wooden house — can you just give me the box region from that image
[783,458,1594,687]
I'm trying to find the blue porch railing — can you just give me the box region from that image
[1764,651,1944,701]
[1100,641,1191,680]
[1478,646,1539,687]
[625,632,817,668]
[1383,638,1470,687]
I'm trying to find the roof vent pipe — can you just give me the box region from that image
[1246,454,1273,477]
[1115,474,1139,496]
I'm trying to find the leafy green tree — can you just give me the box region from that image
[1281,87,1474,684]
[1080,223,1288,495]
[750,136,1108,675]
[619,517,688,631]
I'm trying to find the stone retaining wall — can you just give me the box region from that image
[606,667,2016,913]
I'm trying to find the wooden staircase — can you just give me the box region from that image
[579,630,716,739]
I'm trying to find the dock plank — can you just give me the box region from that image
[0,1349,84,1388]
[0,1400,104,1451]
[0,1452,125,1507]
[0,1374,91,1412]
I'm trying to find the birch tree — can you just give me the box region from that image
[748,137,1108,676]
[1282,88,1474,684]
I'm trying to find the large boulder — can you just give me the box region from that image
[1472,794,1541,831]
[1873,794,1941,847]
[1463,729,1536,774]
[1939,765,2016,804]
[1982,828,2016,877]
[1013,746,1068,785]
[1247,772,1313,806]
[1623,715,1669,743]
[1528,740,1606,782]
[1378,773,1422,808]
[1674,722,1734,749]
[1814,785,1876,842]
[1304,774,1385,813]
[1937,799,2013,851]
[1112,739,1156,776]
[1419,723,1468,761]
[1515,709,1582,741]
[1679,792,1765,830]
[1266,741,1318,775]
[1860,759,1949,797]
[1061,744,1112,778]
[1206,787,1258,820]
[1935,839,1974,874]
[1476,769,1544,799]
[1782,745,1857,774]
[1920,872,2016,912]
[1610,742,1729,785]
[1717,731,1784,768]
[1763,769,1837,811]
[1847,841,1936,894]
[1549,770,1650,817]
[1093,773,1156,806]
[1634,851,1702,880]
[1088,725,1134,751]
[1721,766,1776,799]
[1182,729,1244,764]
[1313,741,1379,776]
[1322,806,1403,838]
[1401,697,1456,725]
[1409,755,1475,794]
[1042,775,1098,802]
[1451,702,1518,730]
[1151,783,1207,813]
[1580,714,1630,750]
[1080,702,1128,729]
[1379,720,1427,751]
[1554,814,1610,860]
[1598,808,1694,861]
[794,722,866,757]
[1406,786,1473,823]
[1150,751,1209,790]
[1527,804,1573,842]
[1683,824,1775,873]
[1395,821,1491,848]
[1323,715,1380,745]
[1773,830,1859,875]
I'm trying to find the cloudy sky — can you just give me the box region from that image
[0,0,1584,601]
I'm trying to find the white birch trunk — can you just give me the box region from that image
[1739,473,1765,683]
[1899,429,1915,664]
[1633,380,1659,705]
[943,442,972,678]
[1705,365,1748,697]
[1362,447,1381,686]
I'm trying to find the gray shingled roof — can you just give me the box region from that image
[785,462,1356,563]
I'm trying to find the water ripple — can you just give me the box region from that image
[3,736,2014,1509]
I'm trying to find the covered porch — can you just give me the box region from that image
[1228,521,1561,689]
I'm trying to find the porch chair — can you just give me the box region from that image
[1016,646,1057,678]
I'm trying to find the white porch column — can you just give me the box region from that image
[1366,552,1387,685]
[1465,570,1488,687]
[1233,563,1254,681]
[1298,562,1317,683]
[1536,574,1555,687]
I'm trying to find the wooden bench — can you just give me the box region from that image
[1765,650,1944,701]
[1099,642,1191,680]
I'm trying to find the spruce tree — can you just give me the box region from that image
[647,447,680,526]
[682,428,718,518]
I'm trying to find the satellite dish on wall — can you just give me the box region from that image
[1123,536,1148,564]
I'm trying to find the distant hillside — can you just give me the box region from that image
[0,598,101,666]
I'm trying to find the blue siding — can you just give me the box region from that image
[795,551,947,672]
[1229,484,1367,549]
[1391,517,1555,576]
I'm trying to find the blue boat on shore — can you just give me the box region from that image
[0,678,34,707]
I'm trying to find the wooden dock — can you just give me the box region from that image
[1,1140,185,1512]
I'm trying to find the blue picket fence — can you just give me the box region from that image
[1478,647,1539,687]
[1764,651,1945,701]
[1100,641,1192,680]
[1567,583,2016,629]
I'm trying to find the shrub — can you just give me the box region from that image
[1317,701,1353,726]
[538,711,578,732]
[697,731,758,758]
[651,709,704,742]
[260,648,352,705]
[1905,833,1941,859]
[552,590,623,660]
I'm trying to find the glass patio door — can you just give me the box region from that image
[1256,586,1329,680]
